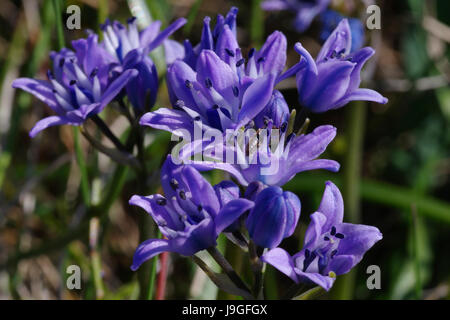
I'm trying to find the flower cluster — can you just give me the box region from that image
[13,6,386,296]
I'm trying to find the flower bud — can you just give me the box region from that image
[246,186,300,248]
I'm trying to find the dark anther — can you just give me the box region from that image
[330,50,337,59]
[156,198,167,206]
[248,48,255,58]
[232,86,239,97]
[280,122,287,132]
[330,226,336,236]
[331,250,338,258]
[52,89,57,93]
[212,104,219,110]
[90,67,99,78]
[236,58,245,67]
[324,236,330,241]
[205,78,212,89]
[257,57,266,63]
[194,116,201,121]
[127,17,137,24]
[305,249,310,258]
[225,48,235,57]
[59,58,65,67]
[197,205,203,212]
[69,80,77,86]
[179,190,187,200]
[47,70,54,79]
[185,80,193,89]
[263,116,270,126]
[170,178,179,190]
[220,107,231,118]
[245,120,255,129]
[286,133,296,144]
[335,233,344,239]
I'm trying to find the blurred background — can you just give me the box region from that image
[0,0,449,300]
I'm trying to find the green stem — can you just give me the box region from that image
[184,0,203,35]
[248,241,264,299]
[74,127,91,206]
[147,230,162,300]
[52,0,65,50]
[207,247,251,294]
[331,101,366,299]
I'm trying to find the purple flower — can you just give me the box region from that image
[319,10,365,53]
[100,17,186,111]
[190,125,340,187]
[295,19,388,113]
[262,181,382,291]
[12,37,138,137]
[129,156,254,271]
[246,186,301,249]
[262,0,331,32]
[140,7,293,134]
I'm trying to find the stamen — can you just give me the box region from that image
[179,190,187,200]
[59,58,65,68]
[232,86,239,97]
[225,48,235,57]
[212,104,219,110]
[170,178,179,190]
[69,80,77,86]
[335,233,344,239]
[248,48,255,58]
[236,58,245,67]
[185,80,193,89]
[324,236,330,241]
[156,198,167,206]
[205,78,212,89]
[331,226,336,236]
[89,67,99,78]
[280,122,287,133]
[257,57,266,63]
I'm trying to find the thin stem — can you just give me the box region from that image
[146,230,161,300]
[52,0,65,50]
[248,241,264,299]
[207,247,251,293]
[91,115,128,152]
[156,251,169,300]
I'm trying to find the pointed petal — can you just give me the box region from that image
[256,31,287,75]
[100,69,138,107]
[331,88,388,110]
[131,239,171,271]
[303,212,327,247]
[215,25,239,64]
[337,223,382,261]
[29,116,67,138]
[139,21,162,48]
[346,47,374,91]
[12,78,59,111]
[214,180,240,206]
[139,108,194,135]
[261,248,299,283]
[147,18,187,53]
[317,181,344,231]
[196,50,238,102]
[237,73,276,125]
[215,199,254,234]
[164,39,185,65]
[289,125,337,162]
[317,19,352,63]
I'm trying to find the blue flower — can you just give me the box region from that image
[99,17,186,111]
[129,156,254,270]
[262,0,331,32]
[189,125,340,187]
[319,10,365,53]
[262,181,382,291]
[246,186,301,249]
[140,7,295,135]
[12,37,138,137]
[295,19,388,113]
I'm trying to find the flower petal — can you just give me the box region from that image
[337,223,383,262]
[100,68,138,108]
[139,108,194,135]
[256,31,287,75]
[131,238,171,271]
[215,199,254,234]
[147,18,187,53]
[237,73,276,126]
[261,248,299,283]
[12,78,59,111]
[317,181,344,232]
[316,19,352,63]
[303,212,327,247]
[29,116,67,138]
